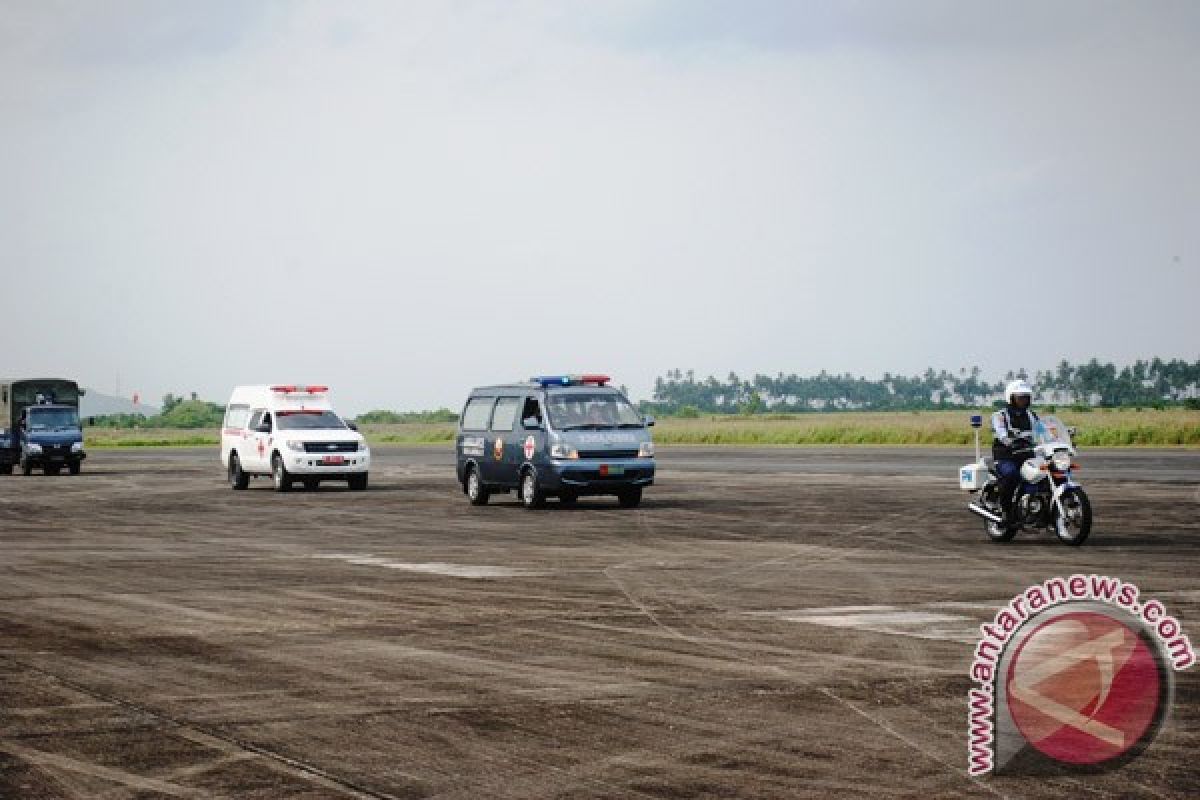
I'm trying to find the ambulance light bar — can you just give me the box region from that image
[530,375,611,387]
[270,385,329,394]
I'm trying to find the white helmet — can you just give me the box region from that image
[1005,379,1033,405]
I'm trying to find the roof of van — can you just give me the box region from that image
[468,383,622,395]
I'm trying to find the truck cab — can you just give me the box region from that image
[0,380,86,476]
[455,374,655,509]
[221,385,369,492]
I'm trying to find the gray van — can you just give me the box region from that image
[455,375,655,508]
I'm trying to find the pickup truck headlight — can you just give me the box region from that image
[285,440,306,452]
[25,443,43,454]
[357,440,369,452]
[638,442,655,458]
[550,444,579,460]
[71,442,84,452]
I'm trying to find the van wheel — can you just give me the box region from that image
[465,465,488,505]
[68,461,81,475]
[519,468,544,509]
[617,487,642,508]
[229,453,249,490]
[21,458,33,476]
[271,453,292,492]
[348,473,368,491]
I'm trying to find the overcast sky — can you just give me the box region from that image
[2,1,1197,413]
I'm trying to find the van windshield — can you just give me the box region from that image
[276,411,346,430]
[28,408,80,431]
[547,392,643,430]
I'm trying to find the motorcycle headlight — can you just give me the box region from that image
[638,441,655,458]
[357,440,369,452]
[26,443,43,454]
[550,443,579,459]
[1052,452,1071,471]
[285,440,306,452]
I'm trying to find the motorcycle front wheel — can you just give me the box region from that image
[1054,487,1092,546]
[980,483,1016,543]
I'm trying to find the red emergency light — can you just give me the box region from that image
[270,385,328,394]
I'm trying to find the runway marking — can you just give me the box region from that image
[749,604,980,643]
[311,553,546,579]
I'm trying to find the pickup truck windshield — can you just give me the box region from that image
[276,411,346,430]
[547,392,643,430]
[28,408,80,431]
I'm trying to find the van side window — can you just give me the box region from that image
[490,397,520,432]
[521,396,542,427]
[224,404,250,430]
[261,412,273,432]
[461,397,492,431]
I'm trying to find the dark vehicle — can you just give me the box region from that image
[455,375,655,509]
[0,379,87,476]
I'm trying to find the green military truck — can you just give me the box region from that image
[0,379,87,476]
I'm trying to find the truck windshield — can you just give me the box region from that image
[28,408,80,431]
[547,392,643,430]
[276,411,346,430]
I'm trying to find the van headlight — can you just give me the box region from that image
[285,440,306,452]
[551,444,579,459]
[638,442,655,458]
[357,440,369,452]
[1052,451,1071,471]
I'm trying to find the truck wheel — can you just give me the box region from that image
[519,468,544,509]
[348,473,368,491]
[20,458,32,476]
[271,453,292,492]
[228,453,249,490]
[465,465,488,505]
[0,464,12,475]
[45,465,61,476]
[68,461,81,475]
[617,487,643,508]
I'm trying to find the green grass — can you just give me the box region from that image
[83,409,1200,448]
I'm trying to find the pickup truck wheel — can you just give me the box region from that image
[617,487,643,508]
[68,461,81,475]
[348,473,368,491]
[272,454,292,492]
[228,453,249,490]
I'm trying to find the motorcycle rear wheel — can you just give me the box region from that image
[1054,487,1092,546]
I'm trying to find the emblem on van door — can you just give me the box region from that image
[523,435,535,461]
[493,437,504,460]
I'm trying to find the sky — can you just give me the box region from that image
[2,0,1197,413]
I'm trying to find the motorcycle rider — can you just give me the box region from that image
[992,380,1039,529]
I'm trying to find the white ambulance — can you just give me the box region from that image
[221,385,369,492]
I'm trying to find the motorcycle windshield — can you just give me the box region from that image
[1033,415,1072,448]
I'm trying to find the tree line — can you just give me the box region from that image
[642,358,1200,415]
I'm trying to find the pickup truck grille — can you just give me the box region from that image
[302,441,359,453]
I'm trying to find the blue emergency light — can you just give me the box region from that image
[970,414,983,428]
[531,374,611,387]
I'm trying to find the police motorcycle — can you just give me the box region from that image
[959,414,1092,545]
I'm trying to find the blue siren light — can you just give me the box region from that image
[970,414,983,428]
[530,374,612,387]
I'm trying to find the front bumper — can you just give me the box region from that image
[282,451,370,475]
[24,447,85,465]
[541,458,655,492]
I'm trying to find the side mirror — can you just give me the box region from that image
[346,421,359,432]
[644,415,656,427]
[1067,426,1078,436]
[523,417,542,430]
[85,416,95,427]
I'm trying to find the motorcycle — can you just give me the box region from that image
[959,413,1092,546]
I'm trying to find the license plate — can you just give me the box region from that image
[322,455,346,465]
[600,464,624,476]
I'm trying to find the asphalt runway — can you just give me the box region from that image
[1,446,1197,798]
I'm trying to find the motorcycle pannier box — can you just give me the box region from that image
[959,462,989,491]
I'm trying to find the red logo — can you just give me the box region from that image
[257,439,266,458]
[523,435,535,461]
[1005,611,1164,765]
[493,437,504,461]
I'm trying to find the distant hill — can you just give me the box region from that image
[81,389,160,417]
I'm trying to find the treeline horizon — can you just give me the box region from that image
[642,357,1200,415]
